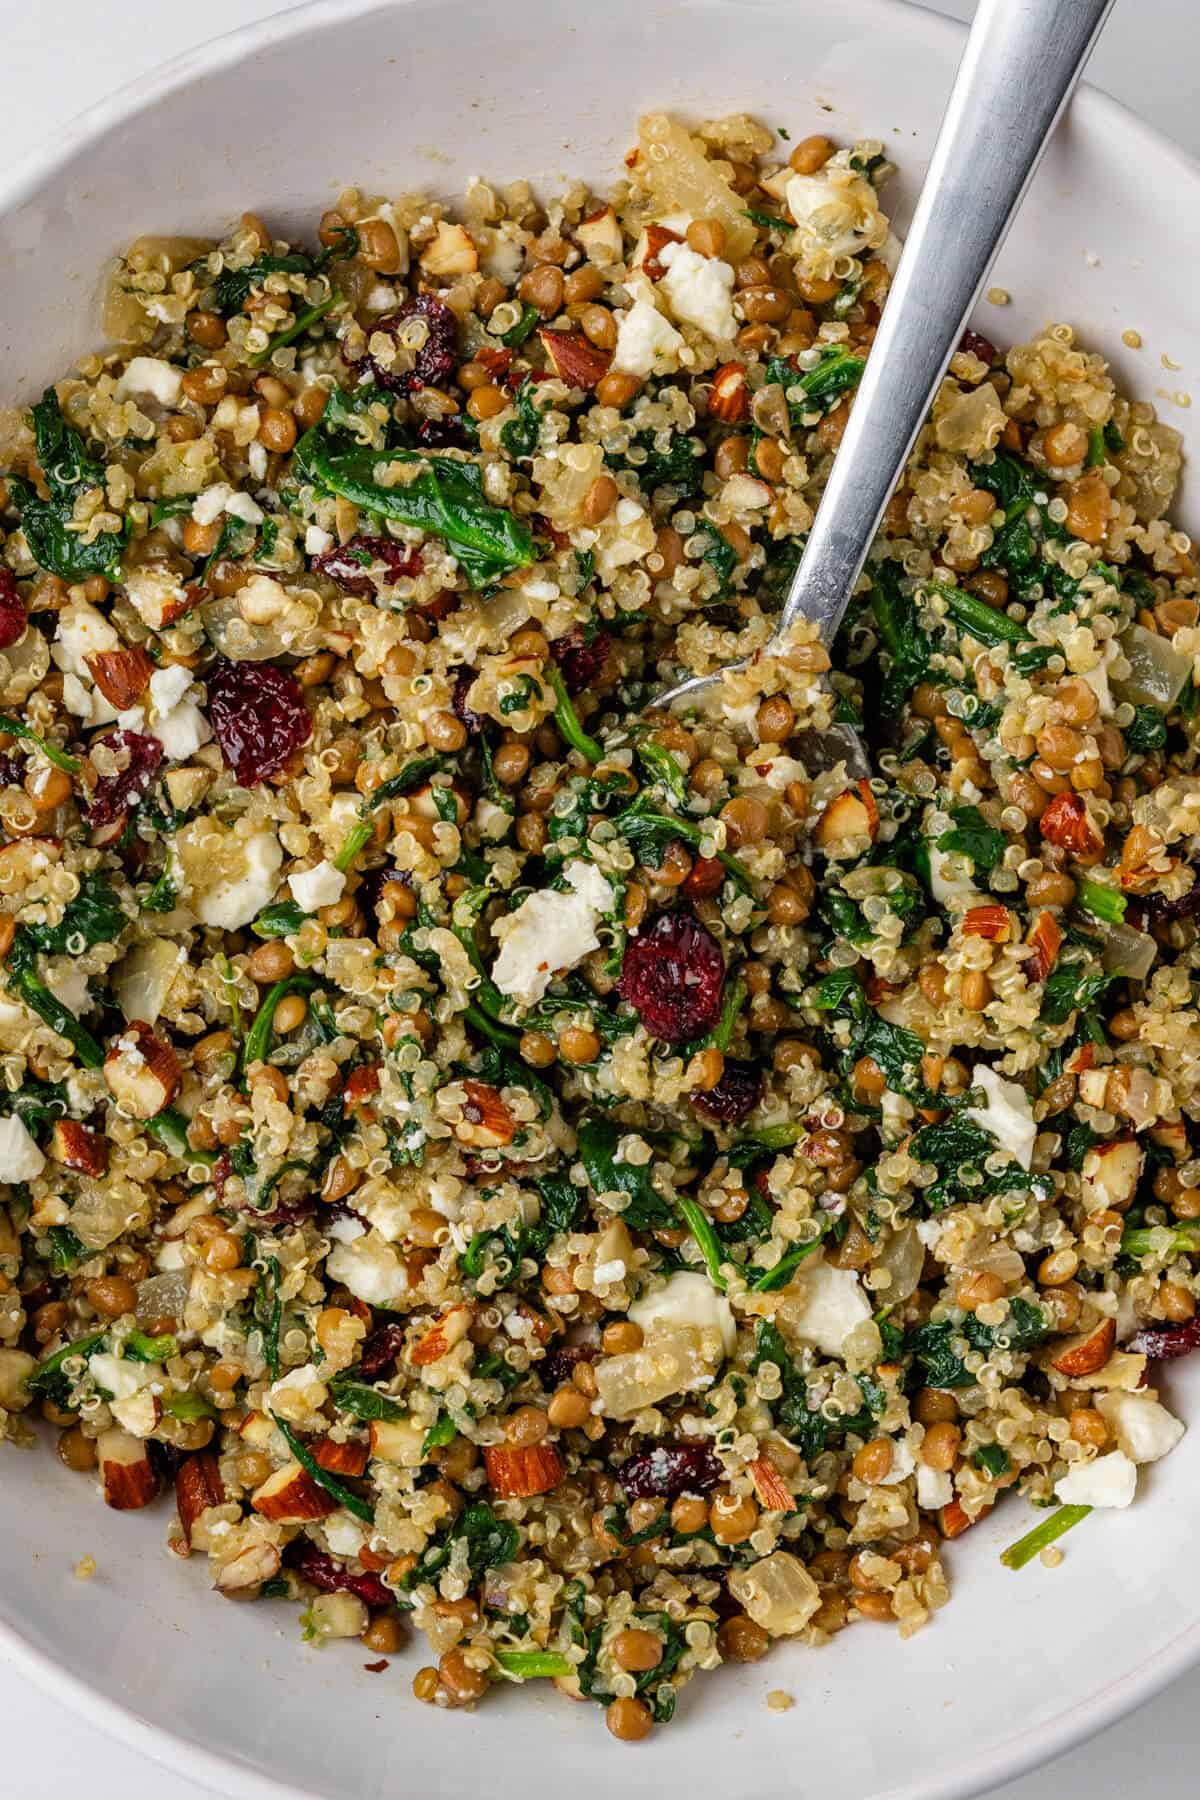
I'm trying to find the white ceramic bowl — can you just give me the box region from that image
[2,3,1199,1796]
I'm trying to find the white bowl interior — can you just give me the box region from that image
[2,3,1199,1797]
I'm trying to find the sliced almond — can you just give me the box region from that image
[708,363,749,423]
[813,780,878,851]
[84,646,154,709]
[419,221,478,277]
[312,1434,368,1478]
[747,1456,794,1512]
[575,205,623,266]
[1025,909,1063,981]
[454,1081,515,1149]
[538,328,612,390]
[409,1304,473,1367]
[483,1442,565,1498]
[175,1450,225,1550]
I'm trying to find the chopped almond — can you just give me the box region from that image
[575,205,623,265]
[99,1428,158,1511]
[343,1064,381,1117]
[49,1119,108,1176]
[175,1450,225,1550]
[1150,1119,1188,1162]
[214,1541,282,1593]
[475,345,513,377]
[748,1457,794,1512]
[455,1080,515,1148]
[103,1020,182,1119]
[1080,1138,1142,1213]
[963,903,1011,942]
[251,1460,338,1523]
[708,363,749,423]
[1039,791,1102,857]
[538,328,612,389]
[1051,1316,1117,1378]
[483,1442,565,1498]
[312,1435,369,1478]
[1025,909,1063,983]
[939,1498,991,1540]
[409,1304,473,1367]
[1065,1041,1095,1075]
[419,220,478,277]
[641,223,683,281]
[84,645,154,709]
[814,780,879,851]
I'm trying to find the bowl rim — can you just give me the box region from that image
[3,1,1200,1795]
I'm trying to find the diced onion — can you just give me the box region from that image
[728,1552,820,1635]
[1101,922,1158,980]
[1113,625,1191,710]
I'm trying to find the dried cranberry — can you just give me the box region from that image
[451,667,483,734]
[550,626,610,695]
[1126,887,1200,931]
[414,416,469,450]
[0,568,26,649]
[692,1058,762,1125]
[1125,1318,1200,1360]
[958,328,998,366]
[86,729,163,825]
[0,750,26,788]
[311,534,423,596]
[345,293,458,395]
[358,1322,408,1381]
[618,1443,723,1500]
[286,1541,393,1610]
[618,912,725,1044]
[540,1342,597,1389]
[206,657,312,787]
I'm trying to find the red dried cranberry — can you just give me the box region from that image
[414,416,469,450]
[1125,1318,1200,1360]
[540,1342,597,1389]
[550,626,610,695]
[0,568,26,648]
[692,1058,762,1125]
[86,729,164,825]
[1126,887,1200,931]
[618,1443,723,1500]
[206,657,312,787]
[958,328,997,366]
[358,1322,408,1380]
[0,750,26,788]
[618,912,725,1044]
[451,668,483,734]
[286,1541,393,1610]
[345,293,459,395]
[312,534,423,596]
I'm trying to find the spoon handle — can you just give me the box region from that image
[776,0,1114,650]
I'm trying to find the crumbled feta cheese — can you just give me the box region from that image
[0,1113,46,1181]
[305,525,334,556]
[785,165,885,265]
[612,292,685,377]
[115,357,183,408]
[61,671,118,726]
[154,700,211,762]
[123,564,190,631]
[247,442,269,481]
[192,483,233,526]
[875,1439,916,1487]
[492,859,612,1007]
[788,1260,872,1358]
[193,830,282,931]
[88,1353,157,1400]
[327,1215,365,1244]
[326,1233,409,1307]
[658,240,736,342]
[916,1464,954,1510]
[928,843,979,908]
[1054,1448,1137,1508]
[289,861,346,913]
[748,754,808,791]
[226,491,264,525]
[1095,1390,1186,1464]
[629,1270,737,1356]
[148,665,193,717]
[965,1065,1037,1171]
[268,1363,330,1414]
[52,602,120,680]
[323,1512,367,1558]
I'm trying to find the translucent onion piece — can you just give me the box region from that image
[728,1552,820,1635]
[1101,921,1158,980]
[1114,624,1191,709]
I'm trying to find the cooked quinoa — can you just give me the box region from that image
[1,113,1198,1742]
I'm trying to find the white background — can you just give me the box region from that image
[0,0,1196,1794]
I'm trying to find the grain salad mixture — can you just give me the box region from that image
[1,111,1199,1743]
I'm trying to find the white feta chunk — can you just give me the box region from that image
[88,1353,158,1400]
[324,1512,367,1558]
[288,861,346,913]
[1095,1390,1186,1464]
[788,1259,872,1358]
[193,830,282,931]
[305,526,334,556]
[154,700,211,763]
[0,1113,46,1181]
[612,292,685,377]
[326,1233,410,1308]
[148,664,193,717]
[492,860,612,1008]
[657,240,737,342]
[115,357,183,408]
[629,1270,736,1356]
[192,483,233,526]
[1054,1448,1137,1508]
[965,1065,1037,1171]
[52,602,120,680]
[916,1464,954,1510]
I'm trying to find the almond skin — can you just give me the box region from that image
[641,223,683,281]
[939,1498,991,1540]
[1025,909,1063,982]
[1040,790,1102,856]
[455,1081,516,1149]
[250,1461,338,1523]
[1051,1316,1117,1378]
[312,1435,369,1478]
[214,1541,282,1593]
[483,1442,565,1498]
[538,329,612,390]
[963,904,1012,942]
[747,1457,794,1511]
[84,646,154,709]
[103,1020,182,1119]
[814,781,879,850]
[410,1305,473,1368]
[175,1450,225,1549]
[708,363,750,422]
[99,1428,158,1511]
[49,1119,108,1175]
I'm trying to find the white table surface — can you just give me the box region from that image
[1,0,1197,1793]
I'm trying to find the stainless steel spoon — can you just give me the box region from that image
[654,0,1115,771]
